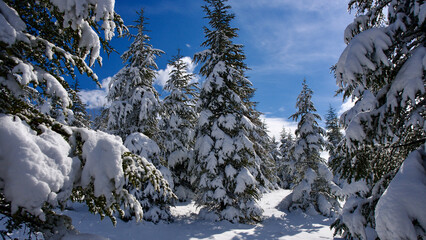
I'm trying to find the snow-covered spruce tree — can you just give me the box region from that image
[277,128,296,189]
[280,79,340,217]
[0,0,171,238]
[106,10,175,222]
[69,78,91,127]
[107,9,163,141]
[248,113,280,192]
[93,106,109,131]
[325,105,343,156]
[270,136,282,168]
[268,136,282,188]
[324,105,343,178]
[191,0,263,223]
[159,52,199,201]
[330,0,426,239]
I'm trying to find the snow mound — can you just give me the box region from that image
[75,128,126,203]
[375,147,426,239]
[0,114,76,220]
[124,132,160,159]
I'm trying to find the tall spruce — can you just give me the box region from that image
[331,0,426,238]
[107,9,163,141]
[277,128,296,189]
[192,0,263,223]
[249,117,279,192]
[160,52,199,201]
[324,105,343,166]
[69,78,91,127]
[269,136,282,186]
[281,79,340,217]
[105,10,175,223]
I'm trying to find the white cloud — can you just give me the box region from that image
[230,0,354,74]
[154,56,199,87]
[79,77,112,109]
[186,43,191,48]
[261,115,332,160]
[155,64,174,87]
[260,115,297,140]
[338,98,355,116]
[80,56,199,109]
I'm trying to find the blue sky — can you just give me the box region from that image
[80,0,355,139]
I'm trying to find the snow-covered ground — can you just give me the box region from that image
[63,189,337,240]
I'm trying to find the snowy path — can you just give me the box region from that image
[65,189,336,239]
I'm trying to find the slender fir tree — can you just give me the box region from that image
[249,117,279,192]
[159,52,199,201]
[277,128,296,189]
[69,78,91,127]
[191,0,263,223]
[269,136,282,185]
[107,9,163,141]
[280,79,340,217]
[105,10,175,223]
[324,105,343,168]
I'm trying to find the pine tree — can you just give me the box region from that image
[324,105,343,178]
[270,136,282,163]
[268,136,282,189]
[93,106,109,131]
[249,117,279,192]
[105,10,175,222]
[281,79,340,217]
[69,78,91,127]
[277,128,296,189]
[191,0,263,223]
[331,0,425,238]
[159,52,199,201]
[0,0,163,238]
[107,9,163,141]
[325,106,342,152]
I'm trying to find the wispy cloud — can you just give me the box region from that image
[262,115,332,160]
[154,56,199,87]
[261,115,297,140]
[230,0,353,74]
[79,77,112,109]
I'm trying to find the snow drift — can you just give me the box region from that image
[375,146,426,239]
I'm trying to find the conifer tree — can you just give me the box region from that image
[325,106,342,148]
[69,78,91,127]
[105,9,175,222]
[331,0,425,238]
[277,128,296,189]
[93,106,109,131]
[191,0,263,223]
[107,9,163,141]
[267,136,282,189]
[281,79,340,217]
[324,105,343,170]
[249,117,279,192]
[159,52,199,201]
